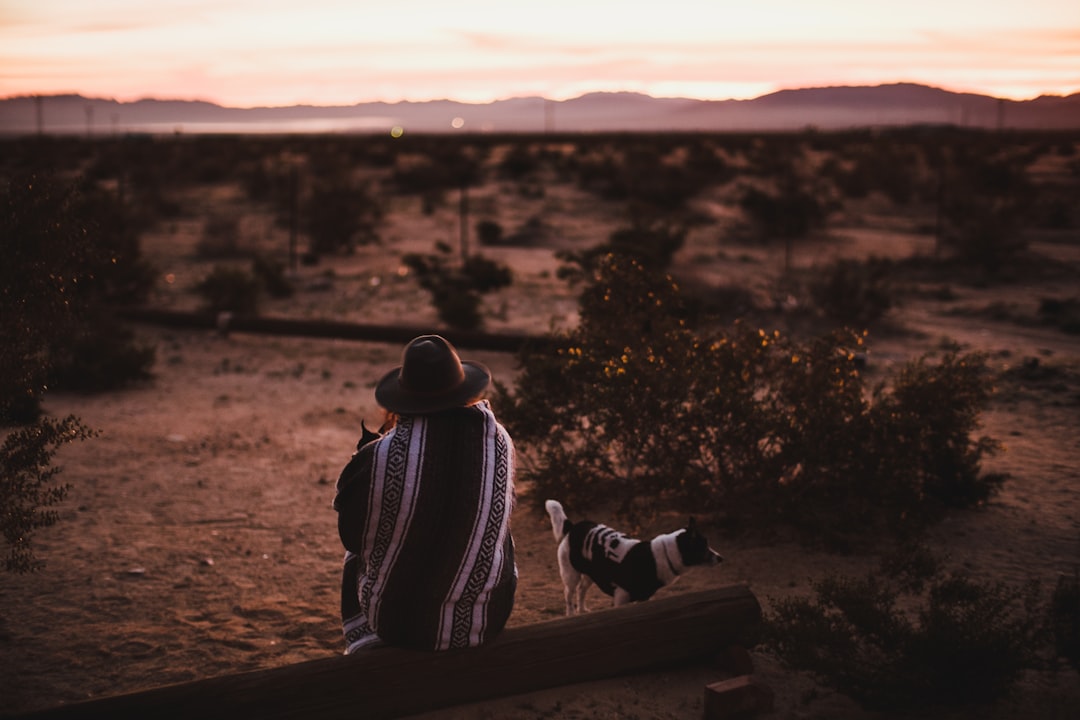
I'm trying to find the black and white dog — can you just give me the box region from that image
[544,499,723,615]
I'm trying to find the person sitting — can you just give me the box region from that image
[333,334,517,653]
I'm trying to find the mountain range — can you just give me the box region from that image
[2,83,1079,135]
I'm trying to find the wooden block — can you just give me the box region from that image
[703,675,774,720]
[714,644,755,676]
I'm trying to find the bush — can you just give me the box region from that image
[739,180,827,241]
[475,219,505,246]
[1,173,156,418]
[937,150,1033,273]
[195,266,261,315]
[48,310,155,392]
[766,548,1046,710]
[196,213,245,259]
[252,254,295,299]
[1,415,95,572]
[498,254,1001,542]
[808,258,894,328]
[305,175,381,256]
[402,246,512,331]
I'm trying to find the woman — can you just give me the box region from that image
[333,335,516,653]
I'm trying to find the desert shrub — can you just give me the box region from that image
[475,219,504,246]
[825,140,922,204]
[499,254,1001,541]
[1050,569,1080,672]
[555,219,688,282]
[402,245,512,330]
[808,258,894,328]
[766,548,1046,710]
[497,144,540,181]
[305,175,381,257]
[606,221,687,270]
[1038,297,1080,334]
[877,352,1004,511]
[195,266,261,315]
[196,213,245,259]
[738,181,827,241]
[1,173,156,419]
[1,415,95,572]
[937,149,1033,273]
[48,311,155,392]
[252,253,295,299]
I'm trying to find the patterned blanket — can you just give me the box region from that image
[334,400,516,653]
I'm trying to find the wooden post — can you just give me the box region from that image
[17,586,761,720]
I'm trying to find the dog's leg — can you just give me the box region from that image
[555,538,580,616]
[613,587,632,607]
[576,576,593,613]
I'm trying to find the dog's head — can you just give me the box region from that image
[676,517,723,567]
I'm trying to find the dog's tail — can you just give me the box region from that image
[544,499,570,543]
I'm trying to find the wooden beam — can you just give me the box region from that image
[116,308,555,354]
[18,585,760,720]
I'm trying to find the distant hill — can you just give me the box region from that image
[2,83,1078,135]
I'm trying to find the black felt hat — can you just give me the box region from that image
[374,335,491,414]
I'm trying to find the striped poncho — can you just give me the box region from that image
[334,400,517,653]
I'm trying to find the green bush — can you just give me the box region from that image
[1,415,95,572]
[766,548,1046,710]
[498,254,1001,541]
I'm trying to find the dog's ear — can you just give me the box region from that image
[687,517,697,532]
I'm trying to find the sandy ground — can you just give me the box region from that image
[2,179,1080,719]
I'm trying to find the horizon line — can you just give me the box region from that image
[5,81,1077,110]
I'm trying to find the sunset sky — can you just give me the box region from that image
[2,0,1079,107]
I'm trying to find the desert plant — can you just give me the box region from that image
[475,219,505,246]
[402,245,512,330]
[738,181,826,242]
[936,147,1033,273]
[305,175,381,257]
[499,253,1001,541]
[196,213,245,259]
[252,253,295,299]
[1,415,95,572]
[766,548,1046,710]
[808,258,895,328]
[1,173,156,419]
[195,265,261,315]
[47,310,155,392]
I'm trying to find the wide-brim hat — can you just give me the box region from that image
[375,335,491,414]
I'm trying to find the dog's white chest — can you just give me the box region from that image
[582,524,639,564]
